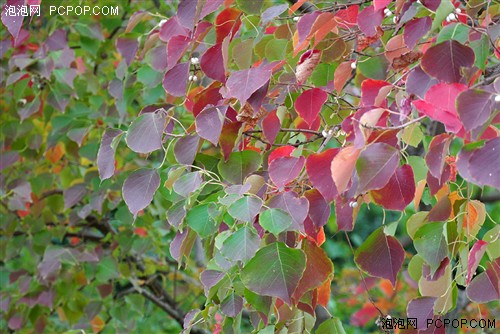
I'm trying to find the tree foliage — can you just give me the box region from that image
[1,0,500,333]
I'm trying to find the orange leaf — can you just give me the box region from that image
[91,316,105,333]
[331,146,360,193]
[316,227,326,246]
[316,278,331,307]
[413,179,426,210]
[461,200,485,241]
[289,0,307,14]
[333,61,354,93]
[134,227,148,237]
[45,143,65,164]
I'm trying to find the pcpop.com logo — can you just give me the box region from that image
[2,4,120,17]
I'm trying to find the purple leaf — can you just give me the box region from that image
[67,127,89,147]
[421,40,475,83]
[200,0,224,19]
[159,16,189,42]
[294,88,328,126]
[200,270,225,295]
[269,156,305,189]
[122,168,160,217]
[425,134,452,179]
[173,171,203,197]
[116,37,139,66]
[97,128,123,181]
[421,0,441,11]
[163,62,189,97]
[466,258,500,303]
[261,4,288,26]
[407,297,436,330]
[177,0,199,30]
[221,293,243,318]
[356,143,399,193]
[170,229,195,263]
[167,35,191,69]
[370,164,416,211]
[166,201,186,228]
[46,29,67,51]
[200,43,226,82]
[406,66,439,99]
[125,110,167,153]
[174,134,200,165]
[354,227,405,287]
[63,184,86,209]
[148,45,168,71]
[223,66,273,105]
[0,151,19,171]
[1,0,24,39]
[297,12,321,45]
[268,191,309,233]
[221,226,261,262]
[304,189,330,228]
[195,105,228,145]
[335,197,357,231]
[358,5,384,37]
[468,137,500,190]
[404,17,431,49]
[456,89,495,132]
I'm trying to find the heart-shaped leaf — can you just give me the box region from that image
[123,168,160,217]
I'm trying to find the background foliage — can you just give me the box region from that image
[1,0,500,333]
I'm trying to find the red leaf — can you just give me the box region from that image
[421,40,475,83]
[269,156,305,189]
[116,38,138,66]
[292,239,334,303]
[374,0,391,10]
[163,62,189,97]
[404,17,432,49]
[466,258,500,303]
[356,142,399,194]
[200,43,226,82]
[159,16,189,42]
[167,35,191,69]
[333,61,354,93]
[406,65,439,99]
[294,88,328,126]
[357,5,384,37]
[467,240,488,285]
[361,79,391,107]
[215,8,241,43]
[426,133,452,179]
[456,89,495,133]
[134,227,148,237]
[428,196,451,222]
[220,121,242,160]
[335,198,358,231]
[334,5,358,28]
[192,83,222,117]
[262,110,281,144]
[268,146,294,165]
[371,164,416,211]
[304,189,330,229]
[350,302,379,327]
[354,227,405,287]
[306,148,339,202]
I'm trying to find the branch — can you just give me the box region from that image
[357,116,426,131]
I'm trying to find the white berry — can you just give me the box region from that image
[384,8,393,17]
[350,61,357,69]
[392,16,398,24]
[349,201,358,208]
[455,8,462,14]
[159,19,167,27]
[293,16,300,22]
[190,57,199,65]
[495,95,500,102]
[188,75,198,82]
[18,98,27,105]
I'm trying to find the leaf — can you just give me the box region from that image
[241,242,306,305]
[159,16,189,42]
[174,134,200,165]
[163,62,189,97]
[467,240,488,285]
[404,17,432,49]
[116,38,138,66]
[357,5,384,37]
[126,111,167,153]
[261,4,288,26]
[466,258,500,303]
[356,143,399,193]
[456,89,495,132]
[262,110,281,144]
[215,8,242,43]
[333,61,354,93]
[267,191,309,233]
[406,65,439,99]
[460,200,486,242]
[0,151,19,171]
[293,239,334,301]
[221,293,243,318]
[306,148,339,202]
[201,43,226,82]
[421,40,475,83]
[467,137,500,190]
[186,203,220,238]
[407,297,436,330]
[316,318,346,334]
[414,222,448,274]
[195,105,228,145]
[296,50,321,84]
[63,183,86,209]
[97,129,123,181]
[259,208,292,236]
[425,134,452,179]
[228,196,263,222]
[218,150,262,184]
[370,164,416,211]
[122,169,160,217]
[173,171,203,197]
[354,227,405,286]
[125,11,151,33]
[221,226,261,263]
[223,66,273,105]
[1,0,24,39]
[331,146,360,194]
[269,156,305,189]
[294,88,328,126]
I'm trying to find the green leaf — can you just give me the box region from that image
[436,23,470,44]
[228,196,263,222]
[186,203,220,238]
[316,318,346,334]
[265,39,288,62]
[431,0,455,31]
[218,150,262,184]
[236,0,264,14]
[221,226,261,263]
[470,35,490,70]
[241,242,306,305]
[414,222,448,274]
[259,208,292,236]
[96,256,120,282]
